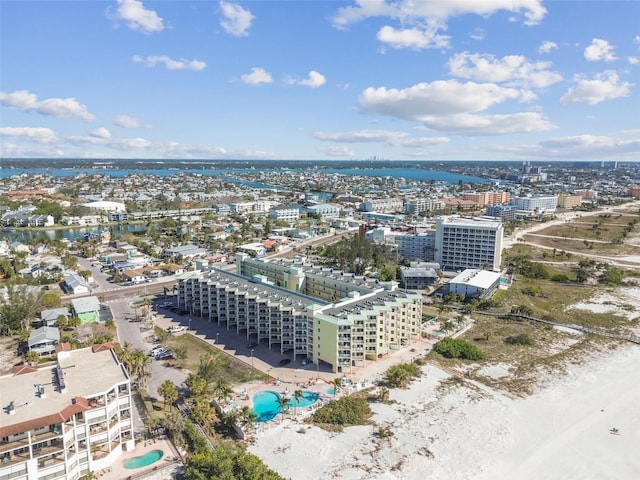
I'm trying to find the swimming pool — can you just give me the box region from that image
[326,388,336,395]
[252,390,319,422]
[124,449,163,469]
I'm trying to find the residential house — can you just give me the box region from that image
[27,326,61,355]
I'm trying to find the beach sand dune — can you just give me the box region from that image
[249,346,640,479]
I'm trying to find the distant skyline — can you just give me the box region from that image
[1,1,639,162]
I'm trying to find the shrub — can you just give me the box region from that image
[550,274,569,283]
[433,337,486,361]
[521,286,540,296]
[505,333,535,346]
[385,363,421,388]
[312,397,371,427]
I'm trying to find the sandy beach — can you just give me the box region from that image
[248,344,640,479]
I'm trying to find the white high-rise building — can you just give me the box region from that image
[0,346,134,480]
[514,195,558,214]
[435,216,503,272]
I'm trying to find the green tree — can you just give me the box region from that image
[190,397,217,434]
[184,445,286,480]
[0,284,41,335]
[55,315,69,330]
[292,389,303,416]
[158,380,178,411]
[40,292,62,309]
[276,395,290,423]
[185,373,206,398]
[197,354,222,394]
[212,379,233,405]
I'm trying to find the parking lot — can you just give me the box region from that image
[152,296,336,383]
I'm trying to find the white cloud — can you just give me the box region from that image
[219,1,254,37]
[0,126,58,144]
[0,89,95,121]
[240,67,273,85]
[376,25,449,50]
[561,71,632,105]
[132,55,206,71]
[584,38,617,62]
[538,40,557,54]
[313,129,449,147]
[114,114,149,128]
[398,137,450,147]
[331,0,547,49]
[419,112,556,135]
[470,28,484,41]
[320,146,355,157]
[289,71,327,88]
[113,0,164,34]
[534,134,640,159]
[359,80,524,120]
[90,127,111,139]
[313,129,409,143]
[160,141,227,158]
[447,52,562,88]
[628,57,639,65]
[67,133,151,150]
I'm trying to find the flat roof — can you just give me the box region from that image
[449,269,502,289]
[0,347,128,436]
[71,296,101,313]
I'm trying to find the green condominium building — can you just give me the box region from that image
[177,253,422,373]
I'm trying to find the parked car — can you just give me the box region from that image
[278,358,292,366]
[247,342,258,348]
[158,302,173,308]
[156,351,173,360]
[149,347,167,357]
[166,325,186,333]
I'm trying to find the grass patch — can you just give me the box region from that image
[161,333,269,385]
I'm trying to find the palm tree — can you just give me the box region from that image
[239,406,257,431]
[142,297,152,322]
[331,377,342,397]
[190,397,217,435]
[158,380,178,411]
[276,396,290,423]
[212,379,233,406]
[161,410,186,446]
[292,389,303,416]
[24,350,40,364]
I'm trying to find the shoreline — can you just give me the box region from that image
[248,344,640,479]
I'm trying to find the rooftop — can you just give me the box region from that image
[0,347,129,437]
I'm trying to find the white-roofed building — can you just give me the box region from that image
[80,201,126,213]
[448,269,502,299]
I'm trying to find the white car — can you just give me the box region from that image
[149,347,167,357]
[166,325,186,333]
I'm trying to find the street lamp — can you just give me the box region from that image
[188,318,191,332]
[251,349,254,369]
[216,333,219,345]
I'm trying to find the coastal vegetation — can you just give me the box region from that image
[310,396,372,432]
[432,338,486,361]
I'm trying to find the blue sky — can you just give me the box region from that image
[1,0,638,161]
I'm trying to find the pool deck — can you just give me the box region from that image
[97,437,182,480]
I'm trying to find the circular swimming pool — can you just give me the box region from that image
[124,449,163,469]
[252,390,319,422]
